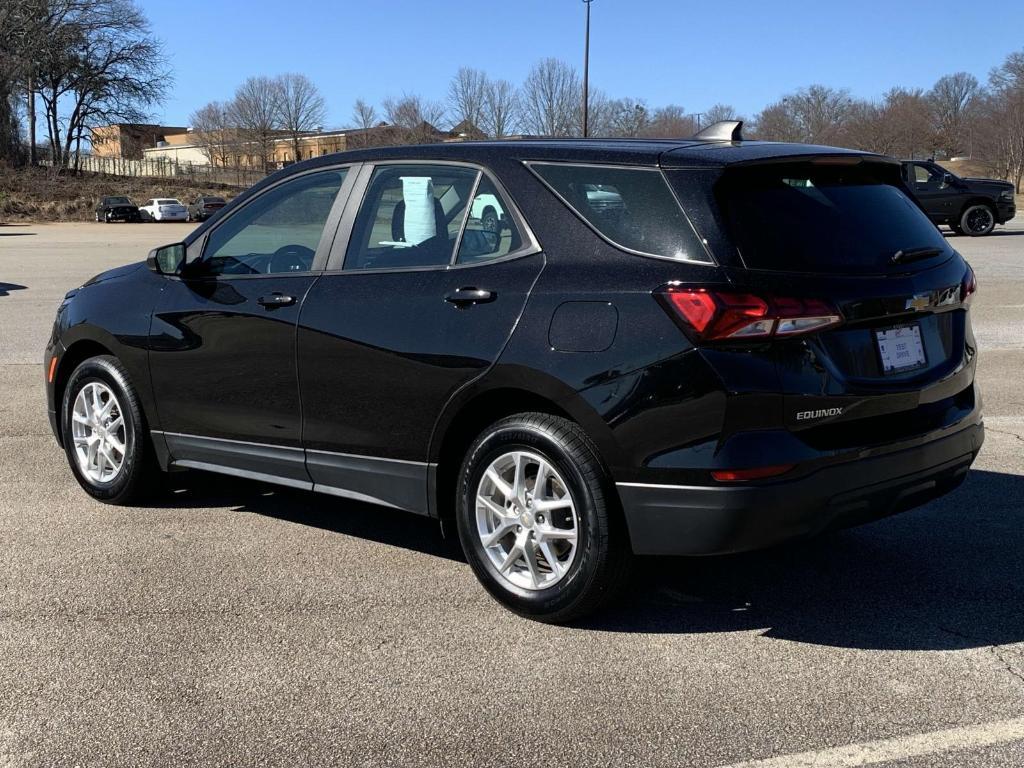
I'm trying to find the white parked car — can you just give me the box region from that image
[470,193,505,233]
[139,198,188,222]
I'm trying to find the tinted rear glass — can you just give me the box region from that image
[530,163,710,263]
[715,162,949,274]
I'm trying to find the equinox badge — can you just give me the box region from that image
[796,407,844,421]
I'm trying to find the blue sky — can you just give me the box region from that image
[146,0,1024,129]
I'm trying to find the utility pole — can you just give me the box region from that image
[582,0,594,138]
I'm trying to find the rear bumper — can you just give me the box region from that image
[617,421,984,555]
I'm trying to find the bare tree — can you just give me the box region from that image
[349,98,378,147]
[977,50,1024,190]
[927,72,980,157]
[382,93,446,144]
[600,97,649,137]
[32,0,169,170]
[521,58,581,136]
[190,100,236,166]
[448,67,488,132]
[275,72,326,162]
[642,105,695,138]
[753,85,852,144]
[752,100,801,141]
[228,75,281,169]
[703,103,739,125]
[482,78,519,138]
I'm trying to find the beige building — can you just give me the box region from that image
[140,121,485,169]
[90,124,189,159]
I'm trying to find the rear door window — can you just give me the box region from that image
[345,164,479,270]
[713,162,950,274]
[528,163,709,263]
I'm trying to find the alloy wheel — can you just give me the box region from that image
[475,450,579,591]
[963,205,994,235]
[71,381,127,484]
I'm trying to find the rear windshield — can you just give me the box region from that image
[529,163,710,263]
[104,196,131,205]
[715,162,949,274]
[157,199,180,205]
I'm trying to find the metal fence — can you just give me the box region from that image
[41,154,266,187]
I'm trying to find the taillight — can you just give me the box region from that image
[960,264,977,306]
[657,286,843,342]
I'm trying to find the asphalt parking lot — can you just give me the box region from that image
[1,220,1022,767]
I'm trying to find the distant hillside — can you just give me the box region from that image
[0,166,245,223]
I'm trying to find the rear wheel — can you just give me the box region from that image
[455,413,630,623]
[481,207,499,234]
[961,204,995,236]
[61,355,157,504]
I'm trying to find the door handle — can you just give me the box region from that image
[257,293,296,308]
[444,287,495,306]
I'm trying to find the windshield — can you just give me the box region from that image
[714,162,950,274]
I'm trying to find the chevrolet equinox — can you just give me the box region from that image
[44,122,984,622]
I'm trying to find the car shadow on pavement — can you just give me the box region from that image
[586,468,1024,651]
[945,230,1024,238]
[155,470,465,562]
[152,467,1023,651]
[0,282,27,296]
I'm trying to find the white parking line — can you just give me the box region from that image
[717,716,1024,768]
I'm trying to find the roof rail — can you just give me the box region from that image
[693,120,744,142]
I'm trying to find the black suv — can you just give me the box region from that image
[94,196,140,223]
[45,124,984,622]
[901,160,1016,235]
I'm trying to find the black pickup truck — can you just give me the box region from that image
[901,160,1016,236]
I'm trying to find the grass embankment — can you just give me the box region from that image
[0,166,245,223]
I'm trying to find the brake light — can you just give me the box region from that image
[960,264,977,305]
[657,286,843,341]
[711,464,795,482]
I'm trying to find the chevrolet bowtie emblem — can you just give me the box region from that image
[905,294,931,311]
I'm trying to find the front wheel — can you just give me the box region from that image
[455,413,630,623]
[61,355,157,504]
[961,204,996,236]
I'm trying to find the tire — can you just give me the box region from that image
[961,204,996,236]
[481,207,499,234]
[60,355,158,505]
[186,211,193,222]
[455,412,631,623]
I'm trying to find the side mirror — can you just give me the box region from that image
[147,242,186,275]
[941,173,955,189]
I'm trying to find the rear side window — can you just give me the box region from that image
[715,162,949,274]
[456,176,525,264]
[529,163,709,263]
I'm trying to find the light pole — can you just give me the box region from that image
[582,0,594,138]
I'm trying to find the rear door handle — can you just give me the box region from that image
[444,287,495,306]
[257,293,296,308]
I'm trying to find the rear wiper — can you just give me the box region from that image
[891,246,943,264]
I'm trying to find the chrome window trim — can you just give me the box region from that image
[523,160,717,266]
[324,159,542,274]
